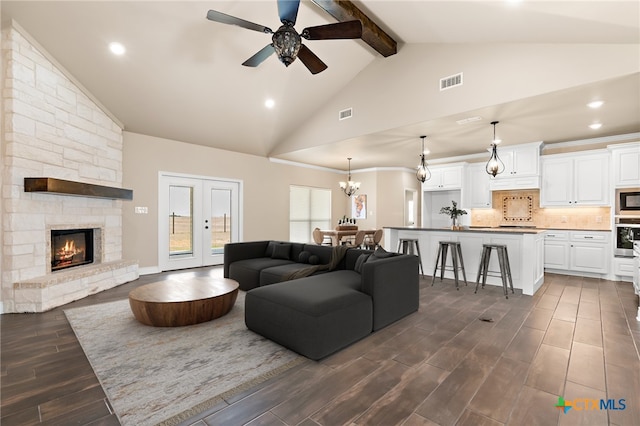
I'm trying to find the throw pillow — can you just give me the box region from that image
[373,246,394,258]
[366,246,395,263]
[354,254,370,273]
[271,243,291,260]
[265,241,277,257]
[298,251,311,264]
[308,254,320,265]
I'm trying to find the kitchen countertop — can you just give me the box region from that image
[384,226,546,234]
[385,226,611,234]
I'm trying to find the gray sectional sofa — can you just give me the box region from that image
[224,240,419,360]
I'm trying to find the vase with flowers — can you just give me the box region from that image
[439,200,467,230]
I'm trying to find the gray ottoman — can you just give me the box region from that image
[244,271,373,360]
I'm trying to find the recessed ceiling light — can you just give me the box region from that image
[587,100,604,109]
[109,42,126,56]
[589,123,602,130]
[265,99,275,109]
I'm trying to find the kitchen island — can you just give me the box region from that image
[384,227,546,295]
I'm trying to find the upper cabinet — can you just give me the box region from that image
[608,142,640,188]
[489,142,543,191]
[463,163,492,208]
[422,164,464,191]
[540,150,610,207]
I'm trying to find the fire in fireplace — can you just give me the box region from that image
[51,229,94,272]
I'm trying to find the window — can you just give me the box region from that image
[290,186,331,243]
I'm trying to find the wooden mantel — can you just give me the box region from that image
[24,177,133,200]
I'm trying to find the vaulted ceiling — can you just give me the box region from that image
[2,1,639,171]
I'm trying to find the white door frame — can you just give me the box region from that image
[158,172,243,271]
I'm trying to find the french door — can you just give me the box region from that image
[159,173,241,271]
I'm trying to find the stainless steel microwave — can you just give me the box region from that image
[617,189,640,213]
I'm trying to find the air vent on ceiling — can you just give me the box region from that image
[339,108,353,121]
[440,72,463,91]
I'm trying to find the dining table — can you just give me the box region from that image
[318,229,377,246]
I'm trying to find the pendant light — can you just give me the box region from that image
[339,157,360,196]
[486,121,505,177]
[416,135,431,183]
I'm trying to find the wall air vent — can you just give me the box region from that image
[440,72,463,91]
[339,108,353,121]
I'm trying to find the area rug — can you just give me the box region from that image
[64,291,305,426]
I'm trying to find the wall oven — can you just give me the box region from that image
[615,219,640,256]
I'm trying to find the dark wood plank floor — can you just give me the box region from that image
[2,268,639,425]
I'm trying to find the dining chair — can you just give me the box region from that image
[346,230,366,248]
[364,229,383,250]
[312,228,332,246]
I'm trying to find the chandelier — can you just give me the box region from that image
[416,135,431,183]
[339,157,360,197]
[486,121,505,177]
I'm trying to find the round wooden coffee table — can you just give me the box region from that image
[128,277,239,327]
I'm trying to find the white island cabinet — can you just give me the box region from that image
[384,227,546,296]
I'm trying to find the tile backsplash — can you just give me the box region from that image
[470,190,611,230]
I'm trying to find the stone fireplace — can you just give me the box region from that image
[2,25,138,313]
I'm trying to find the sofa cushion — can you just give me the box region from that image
[308,255,320,265]
[259,263,328,286]
[271,243,291,260]
[228,257,294,291]
[301,244,333,265]
[245,272,372,360]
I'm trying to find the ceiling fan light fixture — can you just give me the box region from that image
[272,24,301,66]
[416,136,431,183]
[339,157,360,197]
[486,121,505,177]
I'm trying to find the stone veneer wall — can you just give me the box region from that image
[1,25,138,313]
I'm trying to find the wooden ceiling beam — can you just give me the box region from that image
[310,0,397,57]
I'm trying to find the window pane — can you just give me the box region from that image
[290,186,331,243]
[169,185,193,255]
[211,188,231,254]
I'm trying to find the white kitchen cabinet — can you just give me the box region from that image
[499,144,540,177]
[540,151,610,207]
[422,164,464,191]
[613,257,635,280]
[463,163,492,208]
[608,142,640,188]
[489,141,542,190]
[544,230,610,275]
[544,231,569,270]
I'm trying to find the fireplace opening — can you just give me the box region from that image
[51,229,94,272]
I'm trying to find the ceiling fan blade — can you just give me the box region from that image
[206,10,272,34]
[242,44,276,67]
[278,0,300,25]
[301,20,362,40]
[297,44,327,75]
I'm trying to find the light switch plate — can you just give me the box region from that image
[135,206,148,214]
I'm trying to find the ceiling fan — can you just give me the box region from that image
[206,0,362,74]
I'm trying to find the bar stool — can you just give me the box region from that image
[431,241,468,290]
[397,238,424,275]
[475,244,514,299]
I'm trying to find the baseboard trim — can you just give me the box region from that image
[138,266,162,276]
